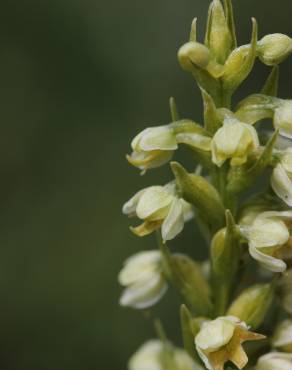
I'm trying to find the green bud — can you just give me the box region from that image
[211,211,241,315]
[180,305,198,361]
[222,18,258,93]
[227,284,274,329]
[257,33,292,66]
[158,239,213,316]
[205,0,232,63]
[200,87,222,134]
[178,42,211,71]
[173,254,213,316]
[171,162,225,235]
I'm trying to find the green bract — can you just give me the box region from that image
[119,1,292,370]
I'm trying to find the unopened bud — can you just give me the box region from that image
[257,33,292,66]
[205,0,232,63]
[178,42,211,71]
[227,284,274,329]
[171,161,225,235]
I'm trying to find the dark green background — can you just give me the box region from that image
[0,0,291,369]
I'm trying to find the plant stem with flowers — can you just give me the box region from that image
[119,1,292,369]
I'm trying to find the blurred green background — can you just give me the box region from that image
[0,0,291,369]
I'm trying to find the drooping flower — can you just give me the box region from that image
[127,122,211,173]
[128,340,200,370]
[195,316,265,370]
[254,352,292,370]
[118,251,167,309]
[127,125,177,172]
[211,118,259,167]
[240,210,292,272]
[271,148,292,206]
[272,320,292,353]
[122,182,194,242]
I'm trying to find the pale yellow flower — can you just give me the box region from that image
[211,118,259,167]
[241,210,292,272]
[123,183,194,241]
[118,251,167,309]
[255,352,292,370]
[195,316,264,370]
[271,148,292,206]
[129,340,200,370]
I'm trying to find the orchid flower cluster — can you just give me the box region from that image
[119,1,292,369]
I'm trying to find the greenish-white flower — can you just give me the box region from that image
[123,183,194,241]
[128,340,200,370]
[274,100,292,139]
[118,251,167,309]
[272,320,292,353]
[280,269,292,315]
[211,118,259,167]
[241,211,292,273]
[254,352,292,370]
[257,33,292,66]
[271,148,292,206]
[127,125,177,172]
[127,122,211,172]
[195,316,265,370]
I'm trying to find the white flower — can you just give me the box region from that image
[272,320,292,353]
[271,148,292,206]
[211,118,259,167]
[128,340,199,370]
[195,316,264,370]
[255,352,292,370]
[127,125,176,172]
[123,183,194,241]
[280,269,292,315]
[241,210,292,273]
[274,100,292,139]
[118,251,167,309]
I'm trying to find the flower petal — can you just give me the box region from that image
[119,274,168,309]
[139,126,178,151]
[249,244,287,273]
[136,186,173,220]
[161,199,184,241]
[271,164,292,206]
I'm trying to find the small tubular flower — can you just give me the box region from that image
[272,320,292,353]
[211,117,259,167]
[241,211,292,273]
[127,125,177,172]
[118,251,167,309]
[123,183,194,242]
[128,340,200,370]
[271,148,292,206]
[254,352,292,370]
[195,316,265,370]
